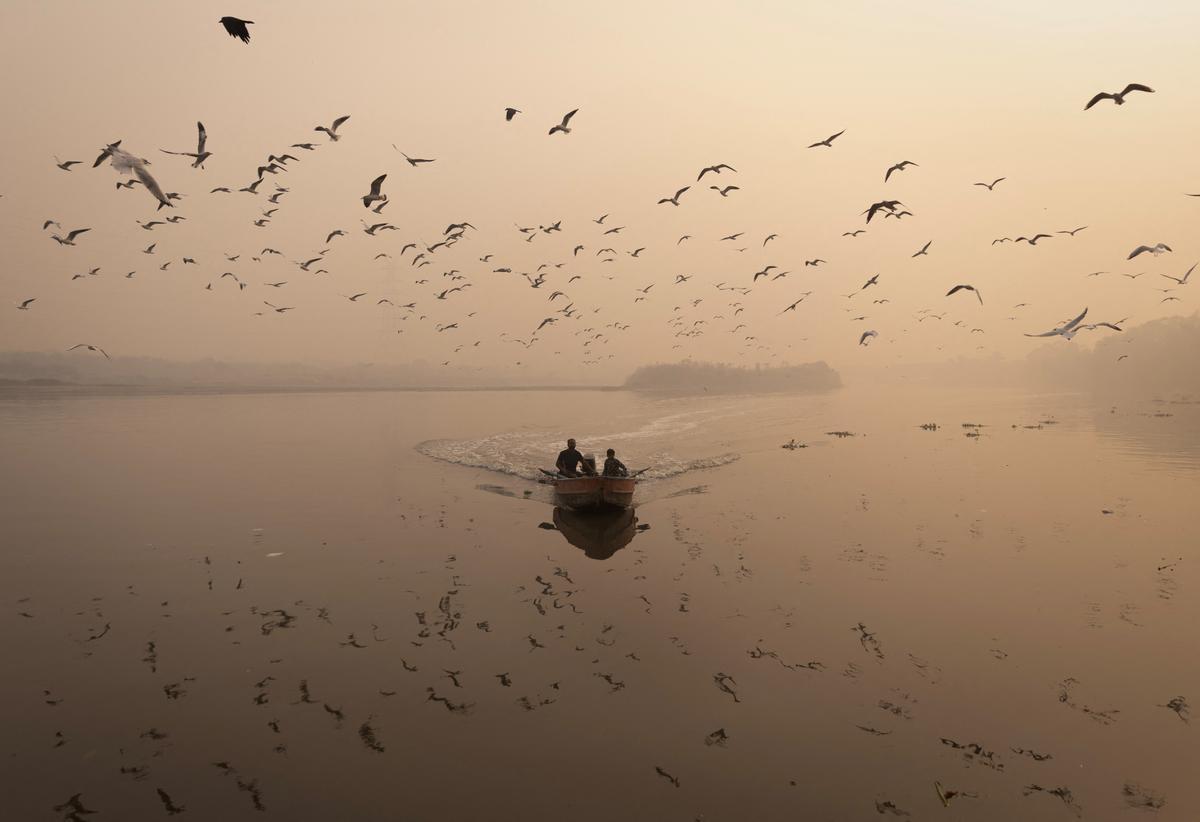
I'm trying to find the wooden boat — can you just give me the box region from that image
[552,474,637,511]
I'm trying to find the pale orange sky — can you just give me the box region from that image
[2,1,1198,382]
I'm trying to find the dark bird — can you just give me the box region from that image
[711,185,739,197]
[697,163,736,180]
[804,259,825,267]
[549,109,579,135]
[54,157,81,171]
[1084,83,1154,110]
[504,107,521,121]
[864,200,901,223]
[658,186,690,206]
[912,241,932,257]
[860,273,880,290]
[843,229,865,237]
[884,160,918,182]
[1057,226,1088,236]
[219,16,253,43]
[17,298,36,310]
[859,330,878,346]
[807,129,845,148]
[974,177,1006,190]
[946,284,983,304]
[362,174,387,208]
[1016,234,1052,245]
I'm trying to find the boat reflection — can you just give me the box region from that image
[552,506,638,560]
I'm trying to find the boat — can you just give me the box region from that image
[550,474,637,511]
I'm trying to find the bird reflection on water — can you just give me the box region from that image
[550,506,640,560]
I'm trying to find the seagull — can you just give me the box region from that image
[843,229,865,237]
[548,109,579,135]
[161,122,211,167]
[51,228,90,246]
[343,293,367,302]
[804,259,825,267]
[720,233,744,241]
[504,108,521,121]
[912,241,932,257]
[859,330,878,346]
[1084,83,1154,110]
[1128,243,1171,259]
[1016,234,1052,245]
[884,160,918,182]
[807,129,845,148]
[362,174,387,208]
[658,186,689,206]
[780,298,805,314]
[1160,263,1195,285]
[864,200,901,223]
[946,284,983,304]
[697,164,736,180]
[68,344,110,358]
[17,298,35,310]
[974,177,1006,190]
[104,146,173,208]
[860,274,880,290]
[54,157,81,171]
[1025,307,1088,340]
[219,16,253,43]
[1057,226,1088,236]
[711,185,739,197]
[315,115,351,142]
[395,149,435,166]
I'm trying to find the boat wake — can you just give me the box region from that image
[416,408,741,482]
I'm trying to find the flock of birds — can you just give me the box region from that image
[11,21,1193,376]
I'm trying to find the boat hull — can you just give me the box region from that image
[553,476,636,511]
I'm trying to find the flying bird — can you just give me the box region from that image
[504,108,520,121]
[658,187,690,206]
[1160,263,1196,285]
[912,241,932,257]
[697,164,736,180]
[1128,242,1171,259]
[1084,83,1154,110]
[974,177,1006,190]
[807,129,845,148]
[946,284,983,304]
[362,174,387,208]
[859,330,878,346]
[161,122,211,167]
[54,157,80,171]
[50,228,90,246]
[17,298,35,310]
[548,109,579,135]
[315,115,351,141]
[68,344,110,358]
[864,200,901,223]
[884,160,918,182]
[219,16,253,43]
[711,185,739,197]
[1057,226,1088,236]
[1025,307,1088,340]
[395,148,435,166]
[103,146,173,208]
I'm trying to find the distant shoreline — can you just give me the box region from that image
[0,381,626,397]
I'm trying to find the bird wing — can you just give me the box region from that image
[1183,263,1196,283]
[66,228,91,241]
[1121,83,1154,96]
[1084,92,1115,110]
[1062,307,1088,331]
[675,186,690,199]
[196,122,207,153]
[561,108,578,126]
[1127,245,1150,259]
[884,165,896,182]
[331,115,351,131]
[369,174,386,196]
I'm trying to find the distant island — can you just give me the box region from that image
[624,361,841,393]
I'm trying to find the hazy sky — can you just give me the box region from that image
[2,1,1198,382]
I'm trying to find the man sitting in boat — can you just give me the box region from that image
[556,438,594,477]
[602,448,628,477]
